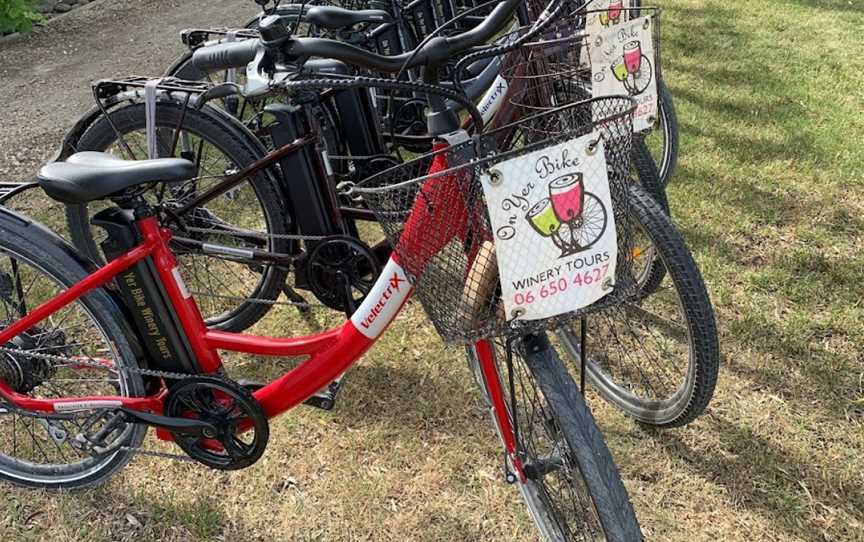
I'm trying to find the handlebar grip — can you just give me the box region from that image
[191,39,259,74]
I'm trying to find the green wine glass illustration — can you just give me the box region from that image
[526,197,568,254]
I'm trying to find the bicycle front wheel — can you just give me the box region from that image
[556,183,719,427]
[470,337,642,541]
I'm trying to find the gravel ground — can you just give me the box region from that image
[0,0,256,185]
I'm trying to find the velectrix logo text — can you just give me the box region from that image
[359,272,406,330]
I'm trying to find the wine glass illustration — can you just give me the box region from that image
[549,174,585,256]
[623,41,643,75]
[611,60,630,87]
[599,0,623,26]
[610,40,653,95]
[599,10,610,26]
[550,173,608,255]
[526,198,568,254]
[608,0,624,24]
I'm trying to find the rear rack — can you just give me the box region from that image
[92,76,216,101]
[0,181,40,206]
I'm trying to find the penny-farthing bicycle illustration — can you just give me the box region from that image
[525,173,608,257]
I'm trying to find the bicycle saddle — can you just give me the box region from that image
[37,152,195,204]
[304,6,392,29]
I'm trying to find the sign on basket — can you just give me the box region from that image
[589,15,658,132]
[585,0,637,35]
[481,133,618,322]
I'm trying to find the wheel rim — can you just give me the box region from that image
[555,221,695,424]
[87,124,280,328]
[0,247,142,485]
[485,339,606,540]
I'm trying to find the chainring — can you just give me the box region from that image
[164,375,269,470]
[306,236,381,312]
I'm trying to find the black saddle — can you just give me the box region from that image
[304,6,392,29]
[37,152,195,204]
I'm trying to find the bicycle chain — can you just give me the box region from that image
[0,346,218,464]
[181,225,331,242]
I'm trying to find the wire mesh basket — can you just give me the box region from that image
[353,95,638,344]
[458,3,661,131]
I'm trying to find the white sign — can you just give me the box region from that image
[481,133,618,322]
[585,0,636,35]
[589,15,658,132]
[580,0,635,66]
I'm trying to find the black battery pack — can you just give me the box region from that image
[92,207,200,375]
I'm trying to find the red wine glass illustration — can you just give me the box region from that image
[549,173,608,255]
[550,173,586,255]
[608,0,624,23]
[550,173,585,223]
[623,40,643,75]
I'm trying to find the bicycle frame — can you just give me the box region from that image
[0,171,527,481]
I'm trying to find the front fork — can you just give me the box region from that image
[473,339,528,484]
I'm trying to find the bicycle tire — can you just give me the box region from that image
[65,101,292,332]
[556,183,719,427]
[653,79,679,187]
[630,133,667,295]
[470,338,642,541]
[0,209,146,489]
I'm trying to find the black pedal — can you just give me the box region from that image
[240,379,341,411]
[303,380,342,411]
[238,379,265,392]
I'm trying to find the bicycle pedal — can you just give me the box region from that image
[303,380,342,411]
[237,379,266,392]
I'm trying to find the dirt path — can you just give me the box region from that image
[0,0,256,181]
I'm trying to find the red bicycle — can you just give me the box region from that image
[0,2,655,539]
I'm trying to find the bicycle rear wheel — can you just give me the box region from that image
[0,210,146,489]
[65,101,291,332]
[469,336,642,541]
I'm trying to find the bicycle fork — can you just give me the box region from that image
[474,339,528,484]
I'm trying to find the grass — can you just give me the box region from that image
[1,0,864,540]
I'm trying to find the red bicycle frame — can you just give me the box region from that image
[0,142,527,480]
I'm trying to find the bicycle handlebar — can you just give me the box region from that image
[273,0,524,73]
[191,39,259,74]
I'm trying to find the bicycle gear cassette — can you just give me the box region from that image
[164,375,269,470]
[0,322,63,393]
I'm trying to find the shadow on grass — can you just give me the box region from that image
[677,235,861,426]
[648,414,862,541]
[330,361,489,435]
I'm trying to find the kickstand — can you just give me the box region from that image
[281,284,320,330]
[580,316,587,395]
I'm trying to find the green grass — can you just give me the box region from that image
[1,0,864,540]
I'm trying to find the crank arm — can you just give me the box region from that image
[121,408,218,437]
